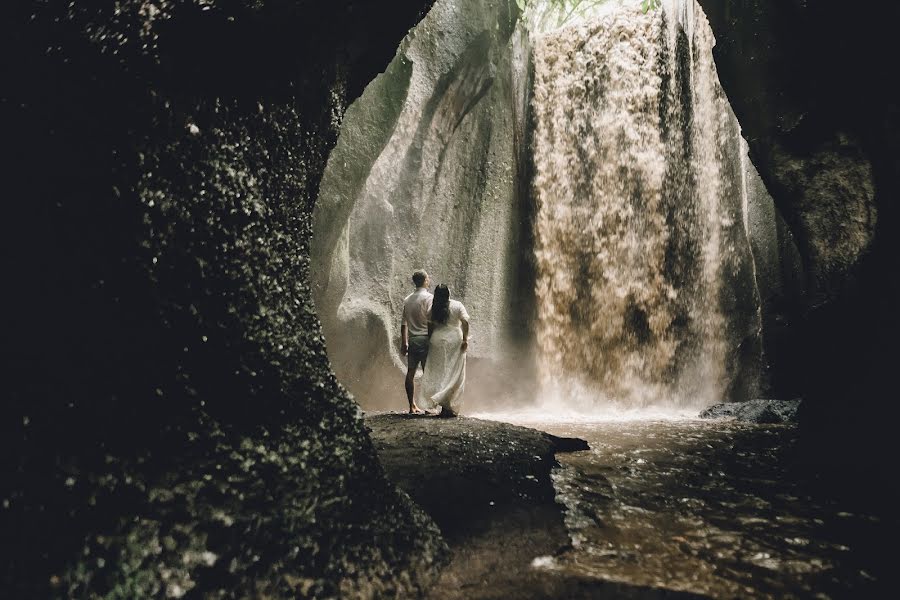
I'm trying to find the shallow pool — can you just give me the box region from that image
[479,416,891,598]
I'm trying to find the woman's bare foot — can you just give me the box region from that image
[438,407,457,418]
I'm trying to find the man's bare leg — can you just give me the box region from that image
[405,368,422,414]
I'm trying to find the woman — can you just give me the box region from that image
[421,284,470,417]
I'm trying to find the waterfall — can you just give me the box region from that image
[312,0,775,413]
[530,0,763,410]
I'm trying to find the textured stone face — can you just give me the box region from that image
[3,1,447,596]
[695,0,886,299]
[699,399,801,423]
[769,136,877,297]
[696,0,900,469]
[312,0,533,410]
[740,142,806,398]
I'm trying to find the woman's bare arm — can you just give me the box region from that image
[460,319,469,351]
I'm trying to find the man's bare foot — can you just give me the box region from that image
[408,405,424,415]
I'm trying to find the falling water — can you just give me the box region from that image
[312,0,767,413]
[530,0,761,410]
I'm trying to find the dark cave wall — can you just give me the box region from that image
[697,0,900,471]
[1,1,444,597]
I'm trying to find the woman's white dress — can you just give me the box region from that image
[421,300,469,413]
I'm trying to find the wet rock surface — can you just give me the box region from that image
[312,0,535,411]
[367,414,588,528]
[699,399,801,423]
[2,1,447,597]
[367,414,707,599]
[697,0,900,478]
[697,0,890,296]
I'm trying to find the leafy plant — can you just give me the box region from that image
[516,0,609,12]
[516,0,662,17]
[516,0,616,27]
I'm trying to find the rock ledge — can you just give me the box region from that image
[699,399,802,423]
[366,414,588,598]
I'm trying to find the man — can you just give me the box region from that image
[401,269,433,414]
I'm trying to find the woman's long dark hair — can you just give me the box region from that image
[431,284,450,324]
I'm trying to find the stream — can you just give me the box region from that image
[477,415,892,598]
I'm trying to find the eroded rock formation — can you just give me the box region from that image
[312,0,534,410]
[697,0,900,473]
[2,1,447,596]
[699,398,801,423]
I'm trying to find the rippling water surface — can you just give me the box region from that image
[476,415,891,598]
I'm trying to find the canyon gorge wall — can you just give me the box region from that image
[4,0,897,596]
[312,0,534,410]
[2,1,446,596]
[696,0,900,474]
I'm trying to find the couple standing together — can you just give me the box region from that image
[401,270,470,417]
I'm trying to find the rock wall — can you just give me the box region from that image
[740,142,806,397]
[697,0,900,473]
[312,0,533,410]
[1,1,447,596]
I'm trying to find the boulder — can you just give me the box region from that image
[699,399,801,424]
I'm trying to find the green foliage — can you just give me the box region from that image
[516,0,616,27]
[515,0,661,20]
[517,0,609,12]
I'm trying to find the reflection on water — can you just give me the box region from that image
[480,416,892,598]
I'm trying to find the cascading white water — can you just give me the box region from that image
[312,0,775,414]
[530,0,762,410]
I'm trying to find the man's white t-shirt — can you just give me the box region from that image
[402,288,433,337]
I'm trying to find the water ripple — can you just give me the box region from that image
[514,418,892,598]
